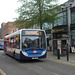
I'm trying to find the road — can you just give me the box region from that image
[0,50,75,75]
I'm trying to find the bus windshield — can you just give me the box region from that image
[22,35,46,50]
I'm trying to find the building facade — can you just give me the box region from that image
[0,28,1,39]
[52,0,75,55]
[1,22,17,39]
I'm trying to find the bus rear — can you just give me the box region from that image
[0,39,4,50]
[20,30,47,60]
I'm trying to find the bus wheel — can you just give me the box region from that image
[13,51,15,59]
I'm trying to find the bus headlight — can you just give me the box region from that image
[42,50,46,55]
[22,51,28,56]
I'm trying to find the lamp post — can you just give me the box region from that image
[67,4,72,61]
[61,3,72,61]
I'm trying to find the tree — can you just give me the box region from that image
[14,0,61,29]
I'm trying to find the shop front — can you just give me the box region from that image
[70,30,75,53]
[52,26,68,55]
[53,39,68,55]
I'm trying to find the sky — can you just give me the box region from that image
[0,0,68,28]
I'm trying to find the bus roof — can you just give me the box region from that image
[4,29,45,38]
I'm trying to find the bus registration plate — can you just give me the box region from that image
[32,57,38,59]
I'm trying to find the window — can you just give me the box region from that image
[22,35,46,49]
[7,35,20,49]
[57,13,63,26]
[13,35,20,49]
[63,11,67,25]
[71,12,75,24]
[72,35,75,46]
[54,11,67,27]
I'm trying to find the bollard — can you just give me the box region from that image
[57,49,60,59]
[66,43,69,61]
[66,50,69,61]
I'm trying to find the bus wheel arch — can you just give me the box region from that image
[13,51,15,58]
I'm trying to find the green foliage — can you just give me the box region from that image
[14,0,61,29]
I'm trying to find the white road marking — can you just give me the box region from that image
[0,69,6,75]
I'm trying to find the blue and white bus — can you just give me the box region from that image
[4,29,47,60]
[0,39,4,50]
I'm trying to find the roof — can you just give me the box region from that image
[5,29,45,38]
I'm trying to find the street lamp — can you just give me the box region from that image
[67,4,72,61]
[61,3,72,61]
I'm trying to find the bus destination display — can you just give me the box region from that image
[22,30,42,35]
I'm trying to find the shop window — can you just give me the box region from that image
[61,40,67,48]
[53,40,57,50]
[72,35,75,46]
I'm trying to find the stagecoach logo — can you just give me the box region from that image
[33,51,37,53]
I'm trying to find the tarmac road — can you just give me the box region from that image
[0,50,75,75]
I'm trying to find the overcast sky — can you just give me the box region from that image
[0,0,68,28]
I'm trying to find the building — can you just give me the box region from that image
[51,0,75,55]
[1,22,17,39]
[0,28,1,39]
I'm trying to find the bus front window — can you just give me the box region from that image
[22,36,46,49]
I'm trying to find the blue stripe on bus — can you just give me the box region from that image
[22,49,46,52]
[22,49,46,56]
[20,51,47,60]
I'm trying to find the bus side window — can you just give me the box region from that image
[4,39,8,46]
[16,39,20,49]
[13,35,20,49]
[13,36,16,48]
[10,38,13,48]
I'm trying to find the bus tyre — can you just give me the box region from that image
[13,51,15,59]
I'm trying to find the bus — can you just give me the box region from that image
[0,39,4,50]
[4,29,47,60]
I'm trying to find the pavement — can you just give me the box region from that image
[47,50,75,67]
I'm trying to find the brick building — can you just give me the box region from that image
[1,22,17,39]
[0,28,1,39]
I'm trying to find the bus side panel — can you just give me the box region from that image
[15,50,21,60]
[4,47,21,60]
[15,52,20,60]
[4,48,14,57]
[7,51,14,57]
[6,47,14,57]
